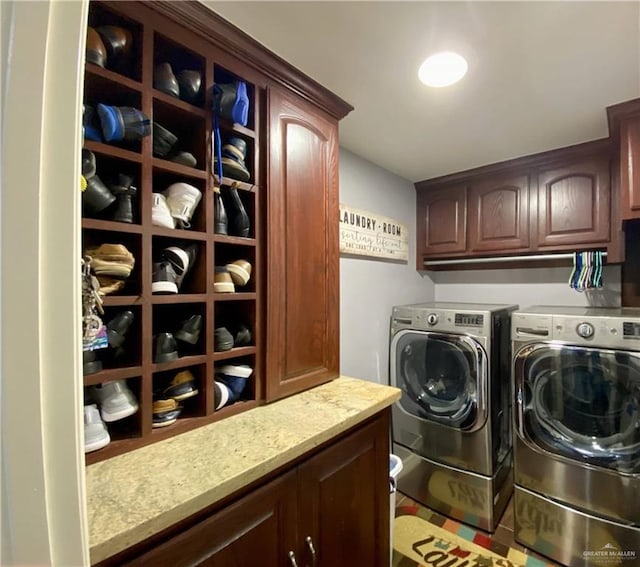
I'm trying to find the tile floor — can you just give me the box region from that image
[396,492,562,566]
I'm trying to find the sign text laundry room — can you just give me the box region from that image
[339,204,408,261]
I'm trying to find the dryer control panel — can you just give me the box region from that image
[512,312,640,348]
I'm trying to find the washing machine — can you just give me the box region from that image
[390,302,517,532]
[512,306,640,566]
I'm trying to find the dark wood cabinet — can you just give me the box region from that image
[415,184,467,264]
[415,139,619,267]
[266,88,341,401]
[468,173,530,253]
[116,410,390,567]
[81,1,351,461]
[535,157,610,248]
[620,115,640,220]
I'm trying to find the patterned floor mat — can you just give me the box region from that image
[394,504,556,567]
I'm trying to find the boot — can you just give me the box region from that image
[82,149,116,214]
[214,188,228,235]
[109,174,137,223]
[220,184,250,237]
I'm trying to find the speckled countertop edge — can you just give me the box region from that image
[86,376,401,564]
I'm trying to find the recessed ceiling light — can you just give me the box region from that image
[418,51,468,87]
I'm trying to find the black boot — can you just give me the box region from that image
[220,184,250,237]
[82,149,116,214]
[214,189,228,235]
[109,174,137,223]
[175,314,203,345]
[154,333,179,363]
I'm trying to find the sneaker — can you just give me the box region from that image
[91,380,138,422]
[226,259,252,287]
[214,381,231,410]
[152,261,178,294]
[216,364,252,402]
[213,266,235,293]
[175,314,202,345]
[163,182,202,229]
[154,332,179,363]
[84,404,110,452]
[83,105,103,142]
[163,369,198,401]
[214,326,234,352]
[85,244,135,278]
[152,193,175,229]
[152,398,182,428]
[162,242,198,289]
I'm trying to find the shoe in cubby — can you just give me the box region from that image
[213,81,249,127]
[214,380,231,410]
[152,398,182,428]
[152,261,179,294]
[82,149,116,215]
[219,184,250,237]
[214,266,235,293]
[154,62,180,99]
[108,174,137,224]
[163,369,199,401]
[163,182,202,230]
[85,243,135,279]
[175,314,203,346]
[84,403,111,453]
[215,364,253,403]
[97,104,151,143]
[214,137,251,183]
[226,259,252,287]
[161,241,199,292]
[90,379,139,423]
[153,33,205,107]
[214,326,234,352]
[86,27,107,69]
[154,332,179,363]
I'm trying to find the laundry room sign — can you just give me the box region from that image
[339,204,408,261]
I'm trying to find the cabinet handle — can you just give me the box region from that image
[305,536,317,567]
[288,551,299,567]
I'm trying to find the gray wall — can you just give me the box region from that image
[339,149,433,384]
[433,265,621,309]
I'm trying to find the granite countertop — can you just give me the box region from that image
[86,375,401,564]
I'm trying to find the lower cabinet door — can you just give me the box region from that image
[297,413,390,567]
[124,471,298,567]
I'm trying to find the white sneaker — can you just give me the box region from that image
[91,380,139,422]
[163,182,202,228]
[152,192,175,229]
[84,404,110,453]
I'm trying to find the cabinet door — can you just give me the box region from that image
[621,116,640,220]
[536,157,610,248]
[124,471,298,567]
[416,184,467,261]
[468,174,530,252]
[267,88,339,401]
[297,411,390,567]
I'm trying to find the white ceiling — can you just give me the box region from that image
[206,1,640,182]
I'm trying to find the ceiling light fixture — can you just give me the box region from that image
[418,51,468,87]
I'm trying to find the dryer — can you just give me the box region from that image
[390,302,517,532]
[512,306,640,566]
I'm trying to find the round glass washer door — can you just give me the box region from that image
[514,344,640,474]
[390,330,487,431]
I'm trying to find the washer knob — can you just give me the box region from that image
[577,322,594,339]
[426,313,439,326]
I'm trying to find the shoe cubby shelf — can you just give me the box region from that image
[82,0,264,465]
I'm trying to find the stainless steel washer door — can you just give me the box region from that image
[514,343,640,474]
[391,330,487,431]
